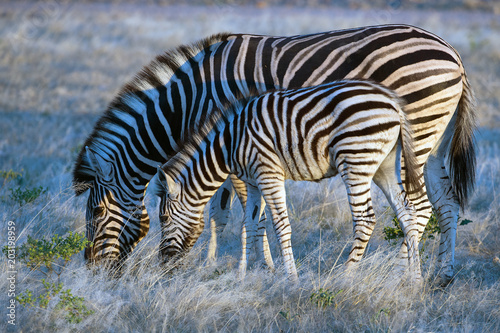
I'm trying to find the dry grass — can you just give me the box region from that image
[1,2,499,332]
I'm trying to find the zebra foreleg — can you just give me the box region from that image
[207,178,236,261]
[207,176,274,269]
[256,211,275,270]
[258,177,298,281]
[238,183,265,278]
[231,176,274,270]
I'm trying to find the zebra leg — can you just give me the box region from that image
[373,149,425,283]
[256,211,275,270]
[238,183,264,278]
[343,180,377,266]
[258,178,298,281]
[425,154,460,285]
[373,181,422,282]
[232,175,274,270]
[394,174,433,276]
[393,190,421,283]
[207,178,235,261]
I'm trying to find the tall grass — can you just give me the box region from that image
[1,2,499,332]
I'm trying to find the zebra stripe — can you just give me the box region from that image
[73,25,475,284]
[154,80,423,281]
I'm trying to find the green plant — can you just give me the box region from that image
[9,185,47,205]
[383,210,473,257]
[279,309,300,321]
[382,218,404,244]
[3,232,94,323]
[6,232,90,281]
[459,218,473,226]
[310,288,342,309]
[1,169,22,183]
[16,279,63,309]
[56,289,95,324]
[0,169,22,191]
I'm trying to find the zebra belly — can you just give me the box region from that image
[278,144,337,181]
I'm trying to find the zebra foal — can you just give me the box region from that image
[154,80,423,281]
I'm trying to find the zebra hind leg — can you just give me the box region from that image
[394,172,432,280]
[425,154,460,286]
[373,150,424,285]
[343,183,377,267]
[374,180,422,283]
[336,154,380,267]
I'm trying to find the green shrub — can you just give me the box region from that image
[383,210,473,257]
[9,186,47,205]
[11,232,90,279]
[383,211,439,244]
[16,279,63,309]
[3,232,94,324]
[56,289,95,324]
[310,288,342,309]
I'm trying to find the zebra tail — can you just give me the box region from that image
[449,72,477,209]
[397,102,420,194]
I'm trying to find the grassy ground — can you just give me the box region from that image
[1,2,499,332]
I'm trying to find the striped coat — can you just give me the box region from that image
[154,79,423,281]
[73,25,475,283]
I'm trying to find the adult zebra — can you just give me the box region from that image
[154,79,423,281]
[73,25,475,283]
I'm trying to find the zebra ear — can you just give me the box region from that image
[85,146,113,181]
[156,167,180,198]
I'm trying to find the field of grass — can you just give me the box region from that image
[1,1,499,332]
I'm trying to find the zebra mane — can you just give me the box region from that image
[72,32,234,196]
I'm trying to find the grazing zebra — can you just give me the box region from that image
[154,80,424,281]
[72,25,475,283]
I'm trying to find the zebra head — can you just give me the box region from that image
[73,147,150,270]
[154,167,205,265]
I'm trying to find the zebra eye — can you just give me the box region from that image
[167,193,178,202]
[159,212,172,225]
[93,206,106,218]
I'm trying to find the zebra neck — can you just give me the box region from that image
[176,131,231,204]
